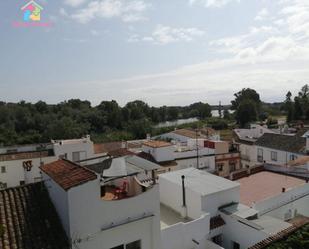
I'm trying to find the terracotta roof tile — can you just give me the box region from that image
[40,159,97,191]
[143,140,173,148]
[108,148,136,157]
[0,182,69,249]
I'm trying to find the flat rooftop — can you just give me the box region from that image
[159,168,240,196]
[160,204,190,229]
[237,171,306,206]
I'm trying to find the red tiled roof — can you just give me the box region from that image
[0,150,53,162]
[94,142,122,154]
[108,148,136,157]
[0,182,69,249]
[143,140,173,148]
[40,159,97,191]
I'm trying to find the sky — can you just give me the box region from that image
[0,0,309,106]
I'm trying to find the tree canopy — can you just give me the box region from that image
[0,99,212,146]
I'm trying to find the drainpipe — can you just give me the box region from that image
[181,175,187,218]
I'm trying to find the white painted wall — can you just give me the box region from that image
[142,145,175,162]
[253,183,309,218]
[220,212,268,249]
[66,180,161,249]
[201,187,240,217]
[239,143,256,167]
[52,136,94,163]
[176,155,216,171]
[161,213,210,249]
[0,156,57,187]
[42,171,71,236]
[255,146,303,166]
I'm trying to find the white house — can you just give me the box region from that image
[52,135,95,162]
[159,168,309,249]
[159,168,239,249]
[233,124,276,167]
[0,135,98,189]
[254,133,308,166]
[40,156,162,249]
[141,140,216,174]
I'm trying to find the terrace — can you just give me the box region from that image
[84,155,160,201]
[236,171,307,206]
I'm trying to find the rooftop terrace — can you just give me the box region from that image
[237,171,306,206]
[160,204,190,229]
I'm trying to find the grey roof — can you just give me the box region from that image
[159,168,240,196]
[84,155,160,178]
[126,155,160,171]
[255,133,307,154]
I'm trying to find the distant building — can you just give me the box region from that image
[254,133,308,166]
[0,135,99,189]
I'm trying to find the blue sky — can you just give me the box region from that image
[1,0,309,106]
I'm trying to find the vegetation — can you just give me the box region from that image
[1,84,307,146]
[0,100,212,146]
[231,88,261,127]
[283,85,309,122]
[266,224,309,249]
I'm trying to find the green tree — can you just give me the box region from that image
[235,99,258,127]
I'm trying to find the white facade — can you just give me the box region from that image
[0,136,97,188]
[0,155,57,188]
[142,144,175,162]
[52,135,95,162]
[159,168,240,219]
[254,145,303,166]
[42,172,161,249]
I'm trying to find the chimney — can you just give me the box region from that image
[146,133,151,141]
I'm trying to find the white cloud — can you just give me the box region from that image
[70,0,149,23]
[64,0,88,7]
[255,8,269,21]
[279,0,309,40]
[189,0,240,8]
[130,25,205,45]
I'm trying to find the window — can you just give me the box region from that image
[257,148,263,162]
[290,154,297,161]
[271,151,278,161]
[216,164,223,171]
[229,162,236,172]
[126,240,141,249]
[110,240,141,249]
[0,182,7,189]
[212,235,223,246]
[1,166,6,173]
[232,241,240,249]
[111,245,124,249]
[72,152,80,162]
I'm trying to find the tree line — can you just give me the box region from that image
[0,100,211,146]
[0,84,308,146]
[232,84,309,127]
